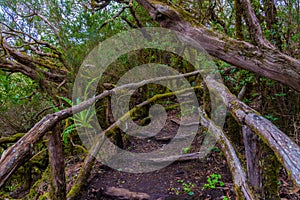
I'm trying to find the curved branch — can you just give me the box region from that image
[239,0,273,48]
[0,70,202,188]
[199,108,255,200]
[136,0,300,92]
[205,75,300,187]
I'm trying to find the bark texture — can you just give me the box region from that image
[242,125,262,194]
[205,76,300,187]
[47,123,66,200]
[136,0,300,92]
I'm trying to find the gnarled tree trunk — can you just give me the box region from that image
[136,0,300,92]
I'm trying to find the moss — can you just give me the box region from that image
[148,0,200,26]
[226,114,242,145]
[260,144,280,199]
[26,167,50,200]
[39,192,50,200]
[66,183,81,199]
[234,184,245,200]
[165,103,180,111]
[0,133,25,143]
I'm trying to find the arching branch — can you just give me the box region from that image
[136,0,300,92]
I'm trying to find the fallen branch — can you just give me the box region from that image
[0,70,202,188]
[169,107,255,199]
[148,152,201,163]
[67,85,202,199]
[136,0,300,91]
[205,75,300,187]
[198,108,255,200]
[104,187,150,200]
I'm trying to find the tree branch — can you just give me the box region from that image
[239,0,274,48]
[136,0,300,92]
[205,75,300,187]
[0,70,202,188]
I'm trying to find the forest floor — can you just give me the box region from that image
[74,108,300,200]
[79,111,236,200]
[4,105,300,200]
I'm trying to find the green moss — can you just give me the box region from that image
[260,144,280,199]
[39,192,50,200]
[66,183,81,199]
[26,167,50,200]
[234,184,245,200]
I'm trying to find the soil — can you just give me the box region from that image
[74,107,300,200]
[82,152,235,200]
[5,104,299,200]
[78,108,237,200]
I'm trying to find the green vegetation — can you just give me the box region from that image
[202,173,225,190]
[176,179,195,196]
[182,146,191,154]
[0,0,299,199]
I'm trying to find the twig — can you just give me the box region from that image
[99,6,130,29]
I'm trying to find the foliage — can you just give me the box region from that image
[0,0,299,198]
[176,179,195,196]
[0,72,37,111]
[52,96,96,143]
[202,173,225,190]
[182,146,190,154]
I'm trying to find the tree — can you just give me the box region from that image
[0,0,299,199]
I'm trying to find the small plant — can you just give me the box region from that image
[275,92,286,97]
[52,96,96,143]
[211,146,220,153]
[202,173,225,190]
[170,187,180,195]
[223,196,229,200]
[177,179,195,196]
[264,114,279,122]
[182,146,191,154]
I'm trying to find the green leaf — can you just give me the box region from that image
[62,124,77,143]
[59,96,74,107]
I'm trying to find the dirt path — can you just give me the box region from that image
[80,114,236,200]
[82,152,235,200]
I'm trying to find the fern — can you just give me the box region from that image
[62,124,77,143]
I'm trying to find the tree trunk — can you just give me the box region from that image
[262,0,282,49]
[47,122,66,200]
[136,0,300,92]
[242,125,262,196]
[235,0,244,40]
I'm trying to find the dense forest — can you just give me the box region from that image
[0,0,299,199]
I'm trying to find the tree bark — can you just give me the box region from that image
[235,0,244,40]
[205,75,300,187]
[47,123,66,200]
[239,0,273,47]
[104,187,150,200]
[0,70,201,188]
[136,0,300,92]
[262,0,282,48]
[242,125,262,195]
